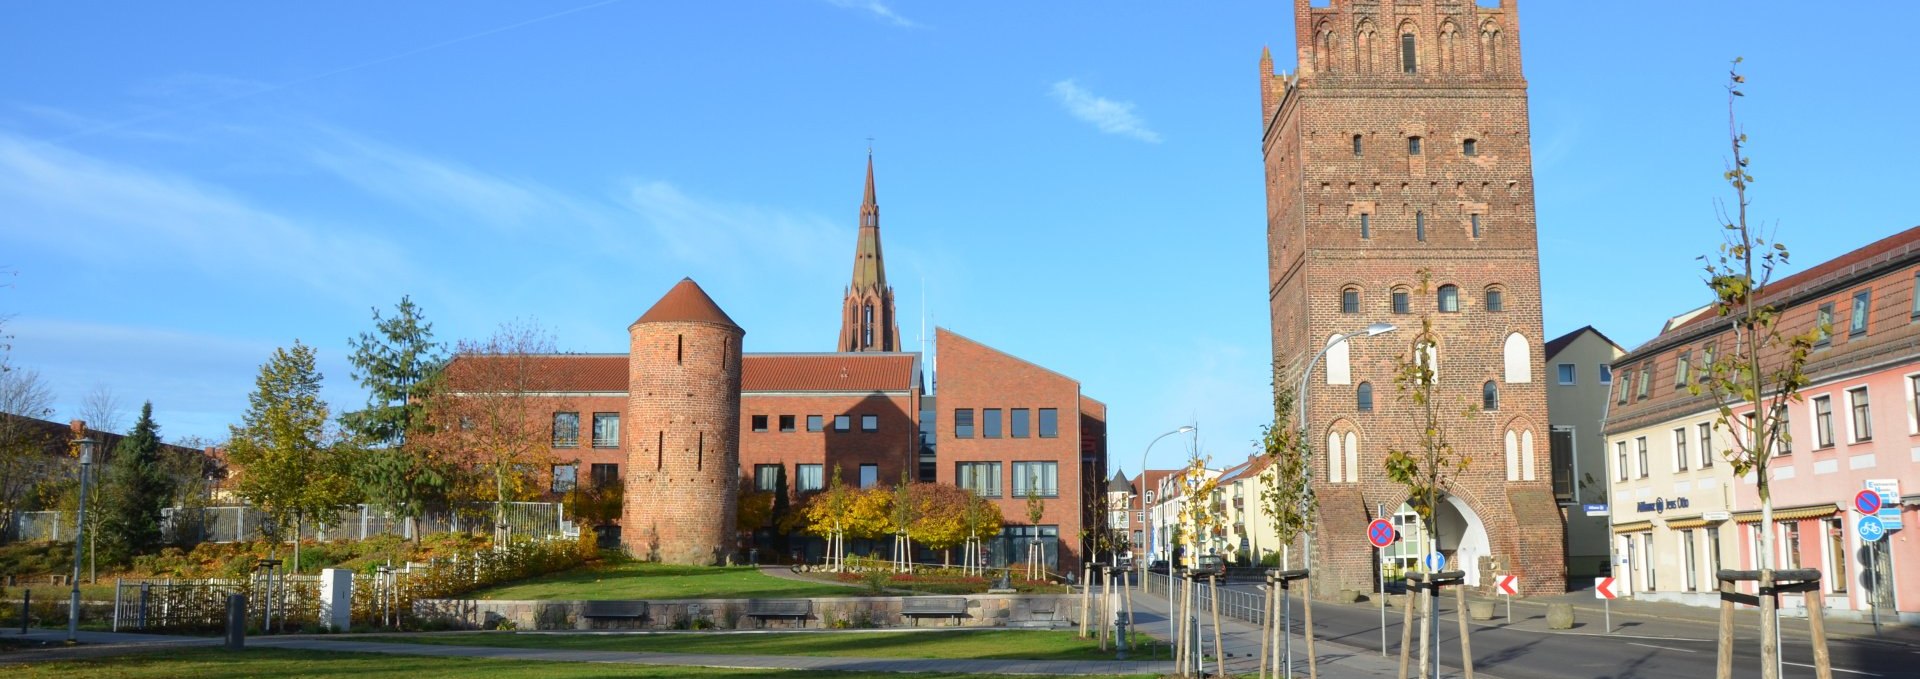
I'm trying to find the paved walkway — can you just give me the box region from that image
[1485,590,1920,647]
[1128,585,1476,679]
[260,636,1171,675]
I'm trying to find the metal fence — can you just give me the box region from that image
[9,502,571,544]
[1143,568,1275,628]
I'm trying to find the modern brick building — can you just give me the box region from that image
[1605,226,1920,622]
[450,155,1107,570]
[1260,0,1563,594]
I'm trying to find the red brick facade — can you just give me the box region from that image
[623,279,744,565]
[934,328,1108,572]
[1263,0,1564,594]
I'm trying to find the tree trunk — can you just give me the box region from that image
[293,513,303,575]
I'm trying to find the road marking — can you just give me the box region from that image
[1785,661,1879,677]
[1627,642,1698,653]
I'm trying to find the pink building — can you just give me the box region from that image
[1609,227,1920,622]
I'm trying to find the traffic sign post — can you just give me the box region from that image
[1497,574,1519,623]
[1595,576,1620,633]
[1366,516,1395,658]
[1860,513,1888,633]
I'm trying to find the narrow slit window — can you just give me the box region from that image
[1401,32,1417,74]
[1415,211,1426,241]
[656,431,664,470]
[676,335,683,364]
[1360,213,1371,239]
[1353,134,1364,156]
[1471,213,1482,238]
[1408,136,1423,155]
[697,431,704,470]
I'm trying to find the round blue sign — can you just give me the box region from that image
[1423,552,1447,571]
[1859,515,1887,543]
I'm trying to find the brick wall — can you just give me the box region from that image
[738,391,920,493]
[624,319,743,564]
[1264,0,1564,595]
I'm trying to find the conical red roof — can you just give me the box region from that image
[634,277,740,329]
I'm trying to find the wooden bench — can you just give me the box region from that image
[580,600,648,620]
[746,599,812,627]
[900,597,968,625]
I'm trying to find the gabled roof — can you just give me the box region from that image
[1107,470,1133,493]
[1543,325,1625,360]
[1651,225,1920,344]
[634,278,739,329]
[741,352,919,393]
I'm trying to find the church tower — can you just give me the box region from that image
[837,154,904,352]
[1262,0,1562,595]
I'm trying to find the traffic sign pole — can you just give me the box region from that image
[1378,546,1386,657]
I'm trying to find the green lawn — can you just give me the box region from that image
[467,561,870,600]
[362,629,1156,662]
[4,648,1154,678]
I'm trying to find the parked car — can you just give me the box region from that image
[1190,554,1226,577]
[1147,559,1171,573]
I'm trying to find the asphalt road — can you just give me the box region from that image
[1217,581,1918,679]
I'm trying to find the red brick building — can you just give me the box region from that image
[1261,0,1563,594]
[454,156,1107,570]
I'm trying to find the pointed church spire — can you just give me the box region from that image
[839,152,902,352]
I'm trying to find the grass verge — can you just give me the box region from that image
[2,647,1154,678]
[468,561,864,601]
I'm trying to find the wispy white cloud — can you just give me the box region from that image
[825,0,917,27]
[0,134,412,300]
[623,180,842,271]
[1050,79,1162,144]
[306,129,605,235]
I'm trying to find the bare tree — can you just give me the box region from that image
[417,320,570,544]
[79,384,127,436]
[0,368,57,540]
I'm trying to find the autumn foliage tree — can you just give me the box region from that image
[225,341,358,572]
[417,321,571,543]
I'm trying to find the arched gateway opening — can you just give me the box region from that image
[1385,495,1491,587]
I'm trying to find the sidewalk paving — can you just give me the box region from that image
[1129,585,1476,679]
[1447,590,1920,648]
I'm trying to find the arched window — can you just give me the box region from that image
[1327,431,1344,483]
[1391,286,1411,314]
[1521,429,1537,481]
[1437,284,1460,312]
[1484,286,1504,312]
[1439,22,1458,73]
[1400,30,1418,74]
[1504,430,1520,481]
[1503,332,1532,383]
[1341,287,1361,314]
[1357,382,1374,412]
[1415,340,1439,378]
[1326,334,1352,385]
[1344,431,1359,483]
[1357,21,1377,74]
[1353,134,1364,156]
[1483,381,1500,411]
[1481,22,1502,74]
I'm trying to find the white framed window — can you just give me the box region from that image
[1635,437,1649,479]
[1673,427,1689,472]
[1812,395,1834,448]
[1615,440,1629,482]
[1698,422,1715,468]
[1599,364,1613,384]
[1557,363,1576,385]
[1847,386,1873,443]
[1906,373,1920,435]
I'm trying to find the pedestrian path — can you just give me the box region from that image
[0,628,219,665]
[260,636,1172,675]
[1129,585,1475,679]
[1456,590,1920,648]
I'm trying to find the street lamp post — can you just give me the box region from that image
[1293,322,1396,570]
[68,436,96,643]
[1139,425,1195,575]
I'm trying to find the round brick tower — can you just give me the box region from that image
[624,277,743,565]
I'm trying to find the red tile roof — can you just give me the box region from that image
[1664,225,1920,337]
[446,352,918,394]
[741,353,918,393]
[634,278,739,329]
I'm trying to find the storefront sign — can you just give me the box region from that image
[1866,479,1902,530]
[1583,503,1609,517]
[1635,497,1690,514]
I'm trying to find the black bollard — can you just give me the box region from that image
[19,589,27,634]
[225,593,246,650]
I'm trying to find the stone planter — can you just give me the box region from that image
[1467,601,1494,621]
[1546,603,1574,630]
[1335,589,1362,603]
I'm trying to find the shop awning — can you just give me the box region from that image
[1732,503,1839,524]
[1665,516,1711,529]
[1613,520,1654,534]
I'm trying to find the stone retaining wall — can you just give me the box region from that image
[414,594,1079,631]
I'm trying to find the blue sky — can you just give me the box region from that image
[3,1,1917,472]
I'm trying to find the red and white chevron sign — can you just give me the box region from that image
[1594,576,1620,600]
[1497,574,1519,596]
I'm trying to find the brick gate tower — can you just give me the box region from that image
[624,277,744,565]
[1261,0,1564,595]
